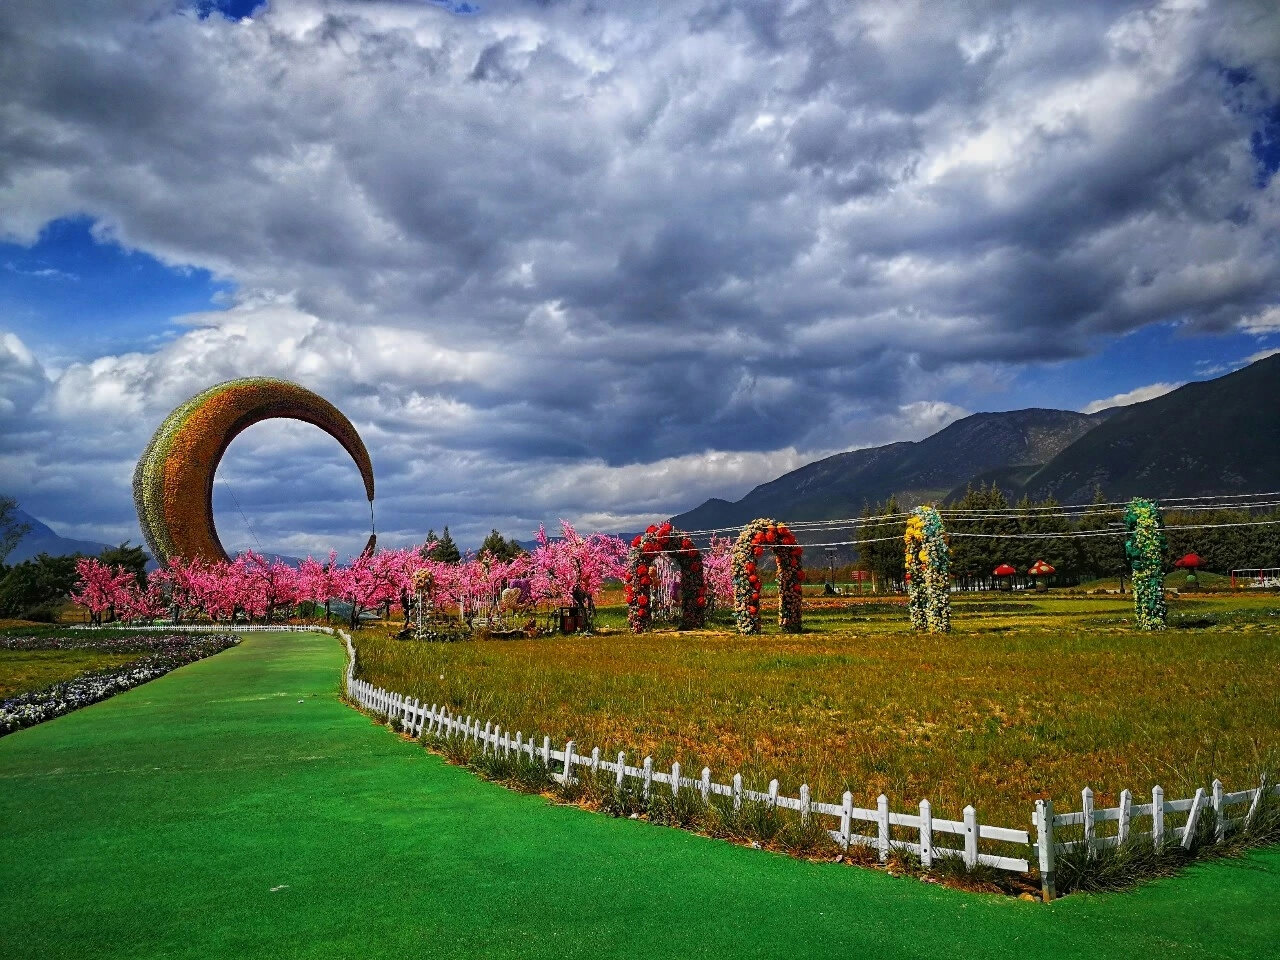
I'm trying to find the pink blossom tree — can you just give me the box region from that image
[71,557,135,626]
[232,551,301,623]
[702,534,735,611]
[331,551,402,628]
[117,578,170,624]
[528,521,626,628]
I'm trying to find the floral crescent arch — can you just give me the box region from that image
[133,377,375,566]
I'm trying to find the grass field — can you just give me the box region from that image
[0,649,143,699]
[350,592,1280,833]
[2,630,1279,959]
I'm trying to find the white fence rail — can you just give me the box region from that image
[1034,778,1278,899]
[345,673,1033,877]
[71,623,1278,901]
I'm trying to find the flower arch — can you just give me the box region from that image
[624,522,707,632]
[732,518,804,634]
[1124,497,1167,631]
[904,505,950,633]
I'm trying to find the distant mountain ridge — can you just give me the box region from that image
[4,509,306,569]
[671,408,1110,531]
[5,509,116,565]
[1015,352,1280,504]
[671,352,1280,532]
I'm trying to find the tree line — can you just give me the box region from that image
[857,484,1280,589]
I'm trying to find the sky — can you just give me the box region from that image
[1,0,1278,557]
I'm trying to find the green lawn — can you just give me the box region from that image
[1,631,1277,959]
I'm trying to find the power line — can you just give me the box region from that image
[670,490,1280,538]
[216,477,265,555]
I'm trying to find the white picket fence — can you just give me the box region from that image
[71,623,1278,901]
[346,673,1034,876]
[1034,778,1277,898]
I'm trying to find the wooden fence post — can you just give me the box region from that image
[840,793,853,852]
[671,762,681,796]
[515,732,523,757]
[1152,785,1165,851]
[1212,779,1224,843]
[591,747,601,778]
[1182,787,1206,850]
[800,784,811,825]
[733,774,743,812]
[483,721,492,754]
[1081,787,1095,859]
[1035,799,1056,902]
[768,779,779,809]
[963,805,978,869]
[563,741,575,783]
[876,794,890,862]
[1118,789,1132,845]
[542,736,551,768]
[643,756,653,799]
[1244,775,1267,831]
[919,799,933,869]
[701,768,711,803]
[616,752,626,789]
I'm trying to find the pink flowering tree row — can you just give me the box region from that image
[72,520,629,630]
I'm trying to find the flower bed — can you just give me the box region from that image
[0,633,239,736]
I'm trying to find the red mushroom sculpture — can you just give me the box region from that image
[1174,552,1204,589]
[1028,559,1055,592]
[993,563,1016,591]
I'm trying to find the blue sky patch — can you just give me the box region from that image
[0,217,232,361]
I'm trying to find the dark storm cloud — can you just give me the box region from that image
[0,0,1278,551]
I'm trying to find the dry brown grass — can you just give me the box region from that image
[349,591,1280,829]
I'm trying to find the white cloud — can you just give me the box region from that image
[1082,381,1183,414]
[0,0,1277,550]
[1239,305,1280,333]
[1244,347,1280,365]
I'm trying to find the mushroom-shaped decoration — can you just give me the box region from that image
[1173,552,1204,589]
[993,563,1016,591]
[1028,559,1055,592]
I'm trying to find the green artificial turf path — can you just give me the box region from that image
[1,632,1277,960]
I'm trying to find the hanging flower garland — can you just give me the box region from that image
[1124,497,1167,631]
[903,506,950,633]
[624,522,706,632]
[731,518,804,634]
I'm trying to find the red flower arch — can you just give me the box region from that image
[732,518,804,634]
[624,522,707,632]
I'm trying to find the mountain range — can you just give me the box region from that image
[3,509,305,570]
[10,354,1279,563]
[671,352,1280,531]
[5,509,117,565]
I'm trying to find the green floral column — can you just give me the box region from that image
[904,506,950,633]
[1124,497,1167,630]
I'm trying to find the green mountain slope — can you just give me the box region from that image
[671,409,1107,530]
[1020,353,1280,504]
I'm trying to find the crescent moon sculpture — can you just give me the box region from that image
[133,377,376,565]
